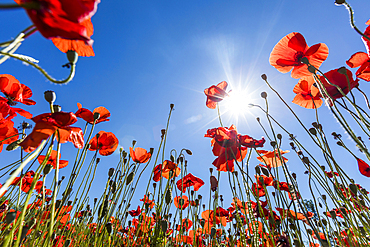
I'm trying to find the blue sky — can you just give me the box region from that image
[1,0,370,213]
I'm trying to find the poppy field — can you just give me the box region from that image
[1,0,370,246]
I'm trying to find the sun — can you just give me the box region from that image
[224,90,252,116]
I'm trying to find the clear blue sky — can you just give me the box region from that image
[1,0,370,211]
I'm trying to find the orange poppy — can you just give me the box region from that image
[269,32,329,79]
[129,147,151,163]
[52,19,95,57]
[20,112,84,153]
[204,81,229,109]
[88,131,118,156]
[153,160,180,182]
[176,173,204,193]
[292,76,323,109]
[256,149,289,168]
[140,195,155,209]
[174,195,189,210]
[37,150,69,169]
[75,103,110,124]
[176,218,193,231]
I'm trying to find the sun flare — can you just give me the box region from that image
[224,90,252,117]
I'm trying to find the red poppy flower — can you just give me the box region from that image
[0,119,18,153]
[324,171,339,178]
[269,32,329,79]
[75,103,110,124]
[204,81,229,109]
[205,125,264,172]
[174,195,189,210]
[176,173,204,193]
[130,147,151,163]
[153,160,180,182]
[37,150,69,169]
[292,76,323,109]
[273,181,290,192]
[346,24,370,81]
[128,206,141,217]
[20,112,84,153]
[11,170,41,193]
[0,74,36,106]
[257,149,289,168]
[252,183,266,197]
[88,131,118,156]
[176,218,192,231]
[311,68,359,100]
[15,0,100,44]
[52,18,95,57]
[357,158,370,177]
[140,195,155,209]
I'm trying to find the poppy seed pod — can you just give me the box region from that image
[300,57,309,65]
[337,66,347,75]
[66,50,78,64]
[261,92,267,99]
[53,105,62,113]
[93,112,100,121]
[44,90,56,103]
[261,74,267,80]
[170,103,174,109]
[335,0,345,5]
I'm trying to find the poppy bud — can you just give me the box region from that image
[161,129,166,138]
[96,158,100,164]
[105,222,112,235]
[261,74,267,80]
[210,176,218,192]
[53,105,62,113]
[270,141,276,147]
[93,112,100,121]
[185,149,192,155]
[108,168,115,177]
[5,211,17,224]
[170,103,174,110]
[336,141,343,146]
[261,92,267,99]
[132,140,136,147]
[309,128,317,135]
[6,139,23,151]
[43,164,53,175]
[66,50,78,64]
[256,117,260,122]
[277,134,282,139]
[150,148,154,154]
[44,90,56,103]
[209,168,213,174]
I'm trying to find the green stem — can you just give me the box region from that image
[0,51,76,84]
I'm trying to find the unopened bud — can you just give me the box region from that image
[43,164,53,175]
[261,74,267,80]
[108,168,115,177]
[261,92,267,99]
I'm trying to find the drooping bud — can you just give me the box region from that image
[44,90,56,103]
